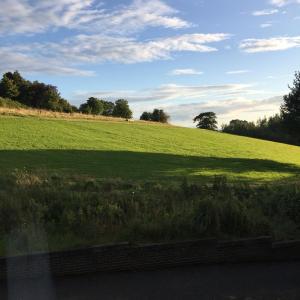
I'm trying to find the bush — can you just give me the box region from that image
[0,172,299,255]
[0,97,27,109]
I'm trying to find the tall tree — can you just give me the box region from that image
[151,109,170,123]
[79,97,104,115]
[101,100,115,116]
[193,112,217,130]
[112,99,132,119]
[140,111,152,121]
[0,74,19,99]
[281,71,300,132]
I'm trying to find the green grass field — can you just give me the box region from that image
[1,114,300,182]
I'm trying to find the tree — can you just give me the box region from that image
[79,97,104,115]
[193,112,217,130]
[140,111,152,121]
[0,70,75,112]
[151,109,170,123]
[0,74,19,99]
[281,71,300,133]
[112,99,132,119]
[101,100,115,116]
[222,119,256,136]
[140,109,170,123]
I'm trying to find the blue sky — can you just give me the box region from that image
[1,0,300,126]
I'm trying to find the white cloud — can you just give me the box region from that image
[240,36,300,53]
[170,69,203,76]
[226,70,251,75]
[6,33,229,71]
[161,96,282,127]
[260,23,273,28]
[0,0,230,75]
[252,9,279,16]
[270,0,300,6]
[93,0,191,35]
[73,83,255,104]
[0,0,191,36]
[0,47,94,76]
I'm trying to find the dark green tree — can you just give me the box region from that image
[140,111,152,121]
[0,74,19,99]
[281,71,300,132]
[193,112,217,130]
[79,97,104,115]
[151,109,170,123]
[101,100,115,116]
[112,99,132,119]
[140,109,170,123]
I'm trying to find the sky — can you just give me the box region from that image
[0,0,300,127]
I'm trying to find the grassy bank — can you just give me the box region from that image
[1,114,300,182]
[0,171,299,256]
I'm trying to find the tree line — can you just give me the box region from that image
[0,71,169,123]
[194,72,300,146]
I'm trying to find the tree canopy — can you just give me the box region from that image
[0,71,74,112]
[281,71,300,133]
[140,109,170,123]
[112,99,133,119]
[193,112,217,130]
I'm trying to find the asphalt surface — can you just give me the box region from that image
[1,261,300,300]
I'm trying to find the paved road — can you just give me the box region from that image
[1,261,300,299]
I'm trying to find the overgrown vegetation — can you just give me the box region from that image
[0,97,28,109]
[0,171,299,256]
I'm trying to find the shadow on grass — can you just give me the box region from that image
[0,150,300,182]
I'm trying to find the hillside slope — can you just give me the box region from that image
[1,114,300,182]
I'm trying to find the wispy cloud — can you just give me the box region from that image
[260,23,273,28]
[0,0,191,36]
[240,36,300,52]
[160,96,282,126]
[0,33,229,75]
[0,47,94,76]
[252,9,279,16]
[73,83,255,104]
[226,70,251,75]
[0,0,231,75]
[270,0,300,6]
[170,69,203,76]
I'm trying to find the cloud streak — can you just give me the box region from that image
[240,36,300,52]
[73,83,255,104]
[252,9,279,16]
[270,0,300,6]
[0,0,191,36]
[0,33,230,75]
[170,69,203,76]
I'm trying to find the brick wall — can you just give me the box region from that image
[1,237,300,280]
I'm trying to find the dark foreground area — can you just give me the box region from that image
[1,261,300,300]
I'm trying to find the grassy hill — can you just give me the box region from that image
[1,112,300,183]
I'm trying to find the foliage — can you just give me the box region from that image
[0,71,74,113]
[101,100,115,116]
[222,115,299,145]
[0,172,299,255]
[1,115,300,183]
[140,109,170,123]
[79,97,104,115]
[194,112,217,130]
[0,74,19,99]
[140,111,153,121]
[0,97,27,109]
[112,99,133,119]
[222,72,300,146]
[281,71,300,133]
